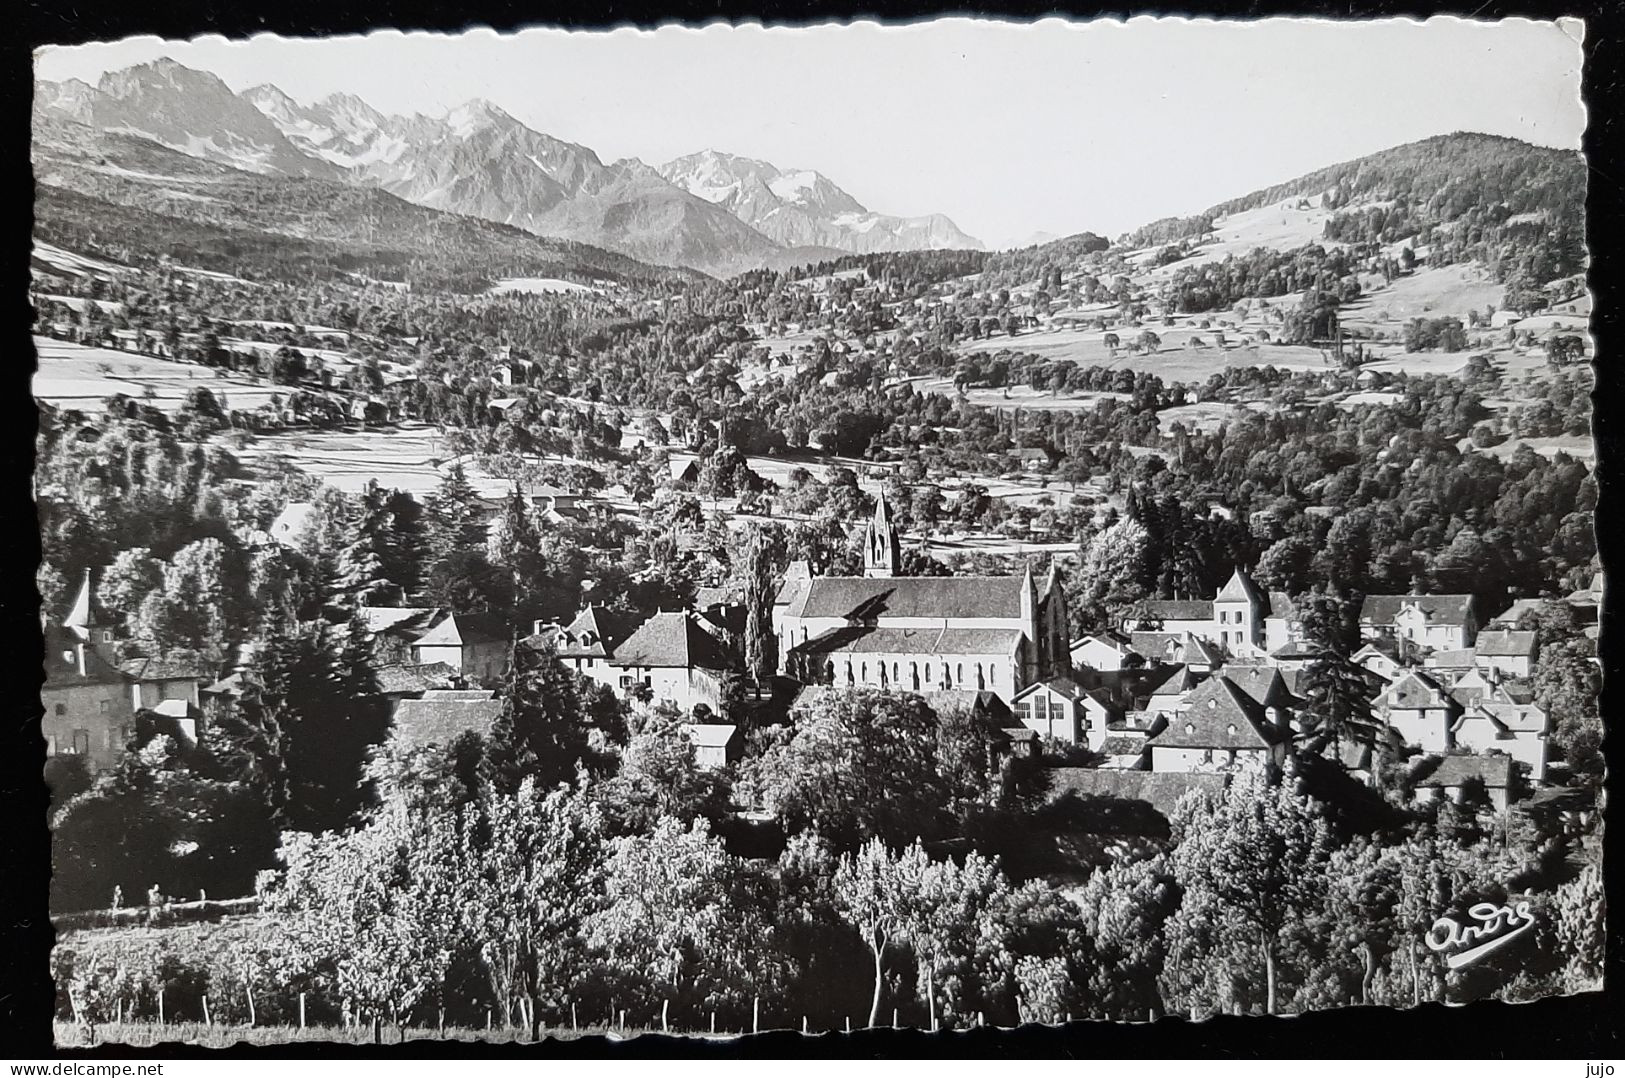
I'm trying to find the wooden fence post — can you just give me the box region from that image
[892,1008,897,1028]
[157,987,165,1027]
[977,1011,984,1028]
[710,1012,716,1034]
[438,1006,445,1036]
[1016,994,1024,1025]
[571,1001,577,1031]
[246,982,256,1028]
[299,992,306,1030]
[802,1016,808,1034]
[661,998,669,1033]
[619,1008,626,1032]
[752,997,759,1034]
[845,1016,851,1033]
[201,995,211,1027]
[486,1008,491,1031]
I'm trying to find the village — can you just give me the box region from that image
[28,55,1602,1040]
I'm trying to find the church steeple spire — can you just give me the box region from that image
[863,495,902,578]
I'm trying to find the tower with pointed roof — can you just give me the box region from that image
[1212,566,1266,653]
[863,495,901,578]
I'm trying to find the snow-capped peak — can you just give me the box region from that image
[445,98,512,138]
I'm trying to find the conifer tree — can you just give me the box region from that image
[424,464,486,565]
[482,642,591,795]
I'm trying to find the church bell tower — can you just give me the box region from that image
[863,496,901,578]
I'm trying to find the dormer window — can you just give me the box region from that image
[62,649,75,665]
[1208,699,1218,709]
[1185,722,1195,736]
[1227,723,1237,736]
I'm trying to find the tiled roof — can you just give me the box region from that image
[681,723,738,748]
[1148,676,1283,750]
[361,606,442,637]
[1130,632,1219,665]
[1071,631,1132,652]
[791,625,1025,658]
[1100,736,1149,756]
[1487,598,1544,627]
[1469,702,1548,734]
[1360,594,1475,624]
[1047,768,1226,815]
[1143,663,1203,699]
[375,662,460,695]
[1215,569,1266,604]
[694,586,741,609]
[1475,630,1537,658]
[1267,591,1298,620]
[555,605,638,660]
[786,576,1028,620]
[612,611,735,671]
[1376,670,1456,711]
[1412,753,1513,789]
[1220,664,1306,710]
[391,696,504,748]
[1424,648,1477,670]
[1136,599,1214,622]
[413,611,511,648]
[118,656,207,681]
[1012,676,1086,704]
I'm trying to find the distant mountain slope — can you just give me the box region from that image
[1119,132,1584,258]
[34,60,976,275]
[30,118,695,288]
[659,148,984,254]
[73,58,345,179]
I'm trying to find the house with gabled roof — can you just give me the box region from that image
[1263,591,1306,655]
[410,611,511,686]
[1352,640,1407,683]
[1145,675,1290,774]
[547,604,638,684]
[610,610,738,712]
[1121,599,1213,638]
[361,606,444,665]
[391,689,504,750]
[1451,701,1549,782]
[1011,677,1097,746]
[1360,594,1479,652]
[1473,630,1538,680]
[1070,631,1138,677]
[682,723,742,769]
[118,656,207,713]
[1375,670,1461,754]
[1410,754,1516,813]
[1128,632,1222,673]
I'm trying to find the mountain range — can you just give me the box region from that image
[32,59,984,275]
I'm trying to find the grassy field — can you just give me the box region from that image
[230,424,457,496]
[33,336,288,415]
[1339,263,1505,332]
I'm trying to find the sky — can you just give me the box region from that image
[35,17,1587,248]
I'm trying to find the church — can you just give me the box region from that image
[775,497,1070,702]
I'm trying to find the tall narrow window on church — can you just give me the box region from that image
[956,663,963,685]
[861,662,868,681]
[925,663,932,684]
